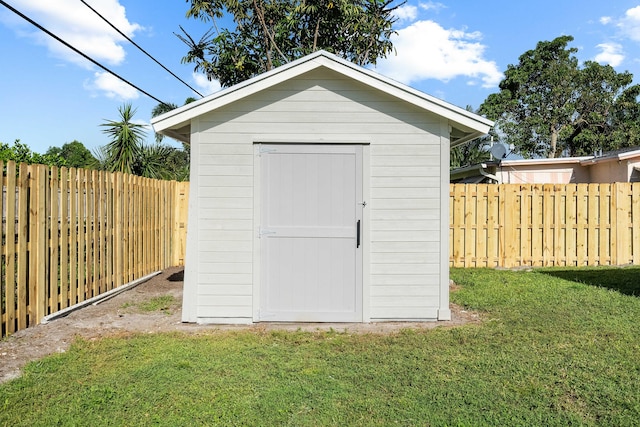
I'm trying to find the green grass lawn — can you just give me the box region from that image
[2,267,640,426]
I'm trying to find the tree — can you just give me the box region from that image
[134,143,180,180]
[480,35,640,158]
[46,140,96,169]
[450,106,492,169]
[150,98,194,180]
[100,103,146,174]
[179,0,400,87]
[151,97,197,143]
[0,139,66,167]
[98,103,191,181]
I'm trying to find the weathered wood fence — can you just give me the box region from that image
[1,162,189,338]
[450,183,640,268]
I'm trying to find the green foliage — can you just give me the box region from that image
[450,138,490,169]
[480,35,640,158]
[450,106,492,168]
[2,267,640,425]
[99,104,190,181]
[134,143,185,180]
[180,0,400,87]
[100,103,146,175]
[150,99,192,180]
[151,97,197,144]
[0,139,66,167]
[163,143,190,181]
[46,140,97,169]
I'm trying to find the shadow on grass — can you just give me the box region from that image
[540,266,640,296]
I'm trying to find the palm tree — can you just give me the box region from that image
[133,143,176,179]
[151,102,178,143]
[100,103,146,174]
[151,97,197,142]
[91,145,110,171]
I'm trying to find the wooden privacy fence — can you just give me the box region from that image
[0,161,189,338]
[450,183,640,268]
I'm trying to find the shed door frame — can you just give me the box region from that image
[253,142,369,322]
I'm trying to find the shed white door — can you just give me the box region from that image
[259,144,363,322]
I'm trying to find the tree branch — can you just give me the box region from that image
[252,0,289,67]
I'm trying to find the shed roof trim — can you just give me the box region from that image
[151,50,493,144]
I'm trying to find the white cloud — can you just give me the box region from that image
[193,73,222,96]
[603,6,640,42]
[375,20,502,88]
[6,0,141,66]
[86,71,139,100]
[619,6,640,41]
[394,4,418,22]
[594,42,625,66]
[419,2,446,12]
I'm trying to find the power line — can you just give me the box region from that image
[79,0,204,98]
[0,0,172,107]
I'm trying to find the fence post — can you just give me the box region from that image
[49,166,59,314]
[633,184,640,265]
[614,182,631,265]
[450,184,464,267]
[5,162,17,334]
[28,164,48,324]
[174,182,189,266]
[59,168,69,309]
[502,184,519,267]
[0,162,4,336]
[114,172,123,287]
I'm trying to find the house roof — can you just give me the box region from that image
[151,50,493,145]
[450,147,640,184]
[501,157,591,166]
[579,147,640,165]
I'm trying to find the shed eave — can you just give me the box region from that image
[450,130,489,148]
[151,50,493,139]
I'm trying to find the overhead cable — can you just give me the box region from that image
[0,0,172,107]
[79,0,204,98]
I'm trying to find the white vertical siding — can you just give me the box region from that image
[191,68,447,322]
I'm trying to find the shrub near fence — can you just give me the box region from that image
[450,183,640,268]
[0,161,189,338]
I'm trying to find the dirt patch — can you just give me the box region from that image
[0,267,480,384]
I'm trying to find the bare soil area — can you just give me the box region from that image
[0,267,480,384]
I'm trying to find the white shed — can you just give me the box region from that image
[152,50,492,324]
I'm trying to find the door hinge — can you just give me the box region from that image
[259,146,277,155]
[259,227,276,237]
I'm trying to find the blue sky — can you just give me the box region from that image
[2,1,640,155]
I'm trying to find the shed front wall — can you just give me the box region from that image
[184,68,450,323]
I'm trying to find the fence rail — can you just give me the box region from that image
[1,162,189,338]
[450,183,640,268]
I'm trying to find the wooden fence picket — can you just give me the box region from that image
[450,182,640,268]
[9,174,640,338]
[6,162,18,333]
[0,162,189,338]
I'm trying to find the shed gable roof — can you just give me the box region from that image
[151,50,493,145]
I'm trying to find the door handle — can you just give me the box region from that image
[357,220,361,248]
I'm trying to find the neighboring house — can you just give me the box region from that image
[450,147,640,184]
[152,50,492,324]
